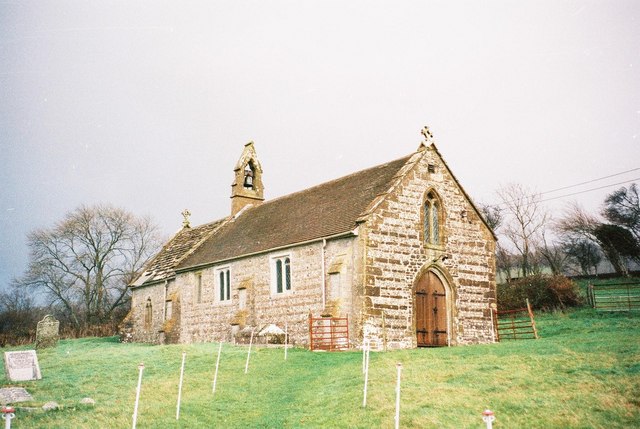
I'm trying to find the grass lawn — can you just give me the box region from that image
[1,308,639,428]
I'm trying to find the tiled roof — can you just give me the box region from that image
[177,154,414,270]
[131,219,227,287]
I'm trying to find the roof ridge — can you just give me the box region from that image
[172,217,232,267]
[356,150,424,222]
[244,153,415,210]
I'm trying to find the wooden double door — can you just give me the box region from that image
[415,271,448,347]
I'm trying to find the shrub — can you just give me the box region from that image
[497,274,583,311]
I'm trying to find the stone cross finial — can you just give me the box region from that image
[181,209,191,228]
[421,126,434,142]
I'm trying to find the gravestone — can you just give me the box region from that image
[35,314,59,349]
[0,387,33,405]
[3,350,42,382]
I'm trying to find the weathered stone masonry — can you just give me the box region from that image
[361,146,496,349]
[124,132,497,349]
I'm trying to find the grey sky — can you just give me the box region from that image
[1,1,639,291]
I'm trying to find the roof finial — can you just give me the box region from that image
[421,126,434,142]
[419,126,435,151]
[181,209,191,228]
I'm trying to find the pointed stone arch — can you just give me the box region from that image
[422,188,445,247]
[413,264,456,347]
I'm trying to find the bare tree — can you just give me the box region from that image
[495,242,514,282]
[560,237,602,276]
[538,231,570,275]
[0,286,45,345]
[15,204,162,329]
[497,183,550,278]
[479,203,503,232]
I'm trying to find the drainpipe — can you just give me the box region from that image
[321,239,327,309]
[163,280,168,320]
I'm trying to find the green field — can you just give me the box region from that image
[2,308,639,428]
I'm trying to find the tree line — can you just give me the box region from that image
[483,183,640,281]
[1,183,638,345]
[0,204,162,345]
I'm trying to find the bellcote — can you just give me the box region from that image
[231,142,264,216]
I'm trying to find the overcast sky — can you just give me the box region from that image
[1,0,639,292]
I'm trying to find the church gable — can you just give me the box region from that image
[126,128,497,349]
[360,136,497,348]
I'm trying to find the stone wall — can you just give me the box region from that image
[126,146,496,350]
[125,279,180,344]
[170,237,359,346]
[362,147,496,349]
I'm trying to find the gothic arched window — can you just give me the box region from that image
[144,298,152,331]
[424,191,443,246]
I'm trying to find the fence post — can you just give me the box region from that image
[382,311,388,352]
[284,322,288,361]
[394,363,402,429]
[482,409,495,429]
[245,329,254,374]
[526,299,538,339]
[132,363,144,429]
[308,311,313,351]
[176,352,186,420]
[362,339,370,408]
[2,406,15,429]
[212,341,223,394]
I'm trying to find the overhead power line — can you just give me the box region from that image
[538,177,640,204]
[493,167,640,209]
[540,167,640,196]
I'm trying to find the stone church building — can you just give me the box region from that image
[122,128,497,349]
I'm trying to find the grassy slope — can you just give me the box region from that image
[2,308,639,428]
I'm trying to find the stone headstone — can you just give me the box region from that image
[3,350,42,382]
[42,401,59,411]
[35,315,59,349]
[0,387,33,405]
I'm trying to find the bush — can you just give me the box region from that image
[497,274,583,311]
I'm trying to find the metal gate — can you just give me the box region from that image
[309,314,349,351]
[588,283,640,311]
[493,299,539,341]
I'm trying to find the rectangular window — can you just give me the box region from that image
[272,255,292,294]
[216,268,231,302]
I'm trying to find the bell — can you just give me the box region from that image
[243,170,254,188]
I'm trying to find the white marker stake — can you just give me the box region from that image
[212,341,223,394]
[176,352,186,420]
[362,340,370,408]
[284,322,288,361]
[244,329,254,374]
[394,363,402,429]
[482,409,495,429]
[362,339,366,374]
[132,363,144,429]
